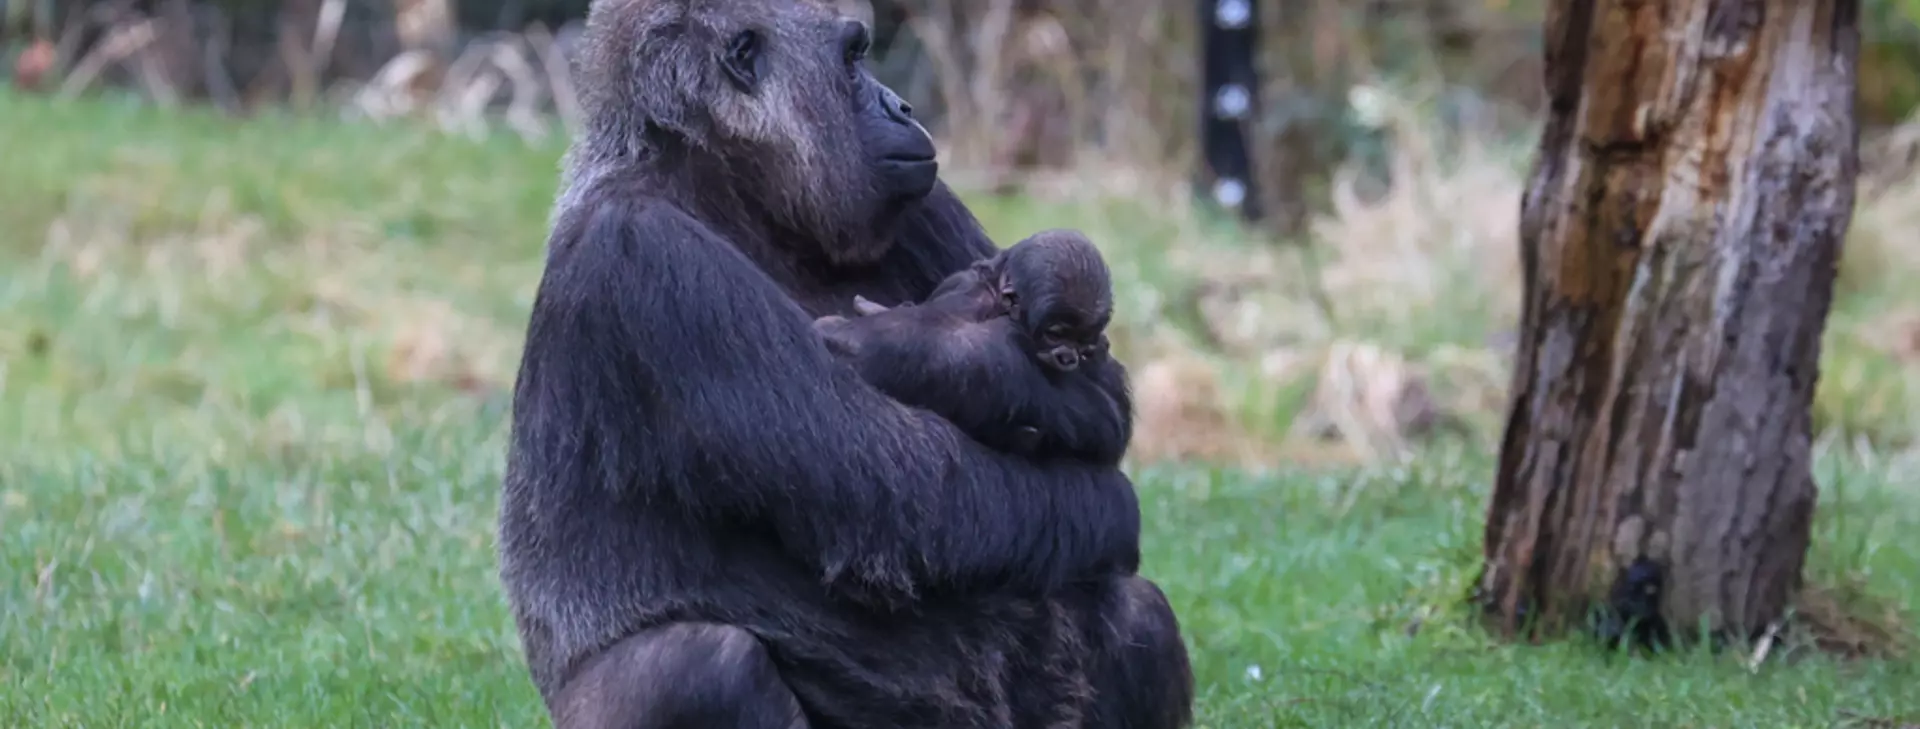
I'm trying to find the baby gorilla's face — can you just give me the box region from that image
[998,231,1115,373]
[1025,303,1109,372]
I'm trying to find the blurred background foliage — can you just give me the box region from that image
[7,0,1919,229]
[6,0,1920,461]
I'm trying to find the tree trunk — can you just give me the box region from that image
[1478,0,1860,644]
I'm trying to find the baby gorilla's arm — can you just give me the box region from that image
[811,315,863,357]
[811,291,936,357]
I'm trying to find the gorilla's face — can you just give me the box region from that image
[706,8,940,263]
[576,0,945,264]
[729,18,937,202]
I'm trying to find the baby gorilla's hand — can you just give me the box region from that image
[1081,334,1110,362]
[852,295,892,316]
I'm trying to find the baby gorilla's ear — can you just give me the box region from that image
[995,276,1020,315]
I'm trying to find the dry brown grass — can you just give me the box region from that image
[36,177,525,401]
[1792,579,1914,660]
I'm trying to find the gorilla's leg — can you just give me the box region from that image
[551,622,810,729]
[1083,576,1196,729]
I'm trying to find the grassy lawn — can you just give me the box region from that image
[2,91,1918,727]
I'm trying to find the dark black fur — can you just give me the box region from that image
[496,1,1193,727]
[813,229,1127,463]
[1594,557,1671,651]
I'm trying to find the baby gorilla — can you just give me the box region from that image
[841,229,1114,369]
[816,229,1126,461]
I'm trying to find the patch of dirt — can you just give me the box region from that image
[1790,581,1913,661]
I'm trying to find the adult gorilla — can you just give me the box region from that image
[497,0,1194,726]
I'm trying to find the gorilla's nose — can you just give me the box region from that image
[881,87,916,124]
[1046,347,1081,371]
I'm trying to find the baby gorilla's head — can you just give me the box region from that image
[997,230,1114,372]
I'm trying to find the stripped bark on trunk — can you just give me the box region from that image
[1479,0,1860,643]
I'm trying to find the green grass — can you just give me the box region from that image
[2,90,1919,727]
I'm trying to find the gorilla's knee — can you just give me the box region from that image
[552,623,809,729]
[1091,576,1195,729]
[1114,576,1187,661]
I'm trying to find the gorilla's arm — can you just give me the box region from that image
[527,198,1141,604]
[852,320,1133,465]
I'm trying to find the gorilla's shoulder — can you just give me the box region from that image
[549,188,709,259]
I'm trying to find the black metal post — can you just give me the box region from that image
[1198,0,1262,222]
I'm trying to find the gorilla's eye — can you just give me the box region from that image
[723,30,762,91]
[844,25,871,65]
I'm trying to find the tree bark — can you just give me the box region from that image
[1478,0,1860,643]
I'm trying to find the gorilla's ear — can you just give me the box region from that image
[722,29,763,93]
